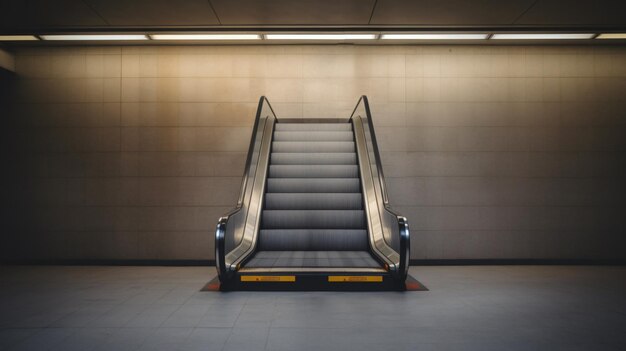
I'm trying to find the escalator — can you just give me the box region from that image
[215,96,409,290]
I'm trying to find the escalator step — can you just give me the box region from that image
[264,193,363,210]
[274,131,353,142]
[270,153,357,165]
[275,123,352,131]
[266,178,360,193]
[244,251,380,268]
[272,141,355,153]
[261,210,366,229]
[258,229,368,251]
[252,121,371,254]
[269,165,359,178]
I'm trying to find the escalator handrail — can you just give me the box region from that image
[237,96,278,206]
[215,96,277,282]
[349,95,410,280]
[349,95,389,204]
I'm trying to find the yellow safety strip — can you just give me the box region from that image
[328,276,383,282]
[240,275,296,282]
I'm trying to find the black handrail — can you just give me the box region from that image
[349,95,389,204]
[237,96,278,206]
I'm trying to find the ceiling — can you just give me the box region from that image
[1,0,625,31]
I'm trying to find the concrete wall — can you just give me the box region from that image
[3,45,626,261]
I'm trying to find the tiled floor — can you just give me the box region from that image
[1,265,625,351]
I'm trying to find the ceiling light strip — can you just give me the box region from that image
[1,32,614,43]
[40,34,149,41]
[491,33,595,40]
[265,34,377,40]
[0,35,39,41]
[596,33,626,39]
[150,34,261,40]
[381,33,489,40]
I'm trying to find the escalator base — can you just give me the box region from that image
[219,273,405,291]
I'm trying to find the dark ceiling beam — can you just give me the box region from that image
[208,0,375,25]
[80,0,110,25]
[1,0,624,31]
[511,0,540,25]
[368,0,379,25]
[206,1,222,25]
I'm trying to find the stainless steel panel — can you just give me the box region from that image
[351,96,410,281]
[215,97,277,282]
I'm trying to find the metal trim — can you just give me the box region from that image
[228,117,274,270]
[352,117,396,270]
[214,96,278,283]
[350,95,411,281]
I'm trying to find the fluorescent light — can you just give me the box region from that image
[265,34,377,40]
[0,35,39,41]
[491,33,595,40]
[41,34,148,41]
[381,33,488,40]
[150,34,260,40]
[596,33,626,39]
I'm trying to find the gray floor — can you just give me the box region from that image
[1,265,625,351]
